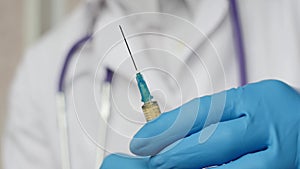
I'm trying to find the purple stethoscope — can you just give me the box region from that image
[56,0,246,168]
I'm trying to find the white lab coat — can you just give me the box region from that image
[3,0,300,169]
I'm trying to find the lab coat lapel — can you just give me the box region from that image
[171,0,229,78]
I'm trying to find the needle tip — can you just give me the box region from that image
[119,25,138,71]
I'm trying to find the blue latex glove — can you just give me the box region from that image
[130,80,300,169]
[100,154,149,169]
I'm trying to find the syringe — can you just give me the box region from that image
[119,25,161,122]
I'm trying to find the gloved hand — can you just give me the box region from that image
[100,154,149,169]
[130,80,300,169]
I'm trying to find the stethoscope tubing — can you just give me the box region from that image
[56,35,92,169]
[58,34,93,92]
[229,0,247,86]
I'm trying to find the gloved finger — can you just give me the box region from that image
[131,88,244,156]
[100,154,149,169]
[148,117,268,169]
[214,150,271,169]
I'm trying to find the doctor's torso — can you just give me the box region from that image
[3,0,300,169]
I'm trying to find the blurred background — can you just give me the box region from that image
[0,0,80,168]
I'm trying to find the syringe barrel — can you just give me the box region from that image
[142,101,161,122]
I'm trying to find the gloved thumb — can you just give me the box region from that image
[130,89,241,156]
